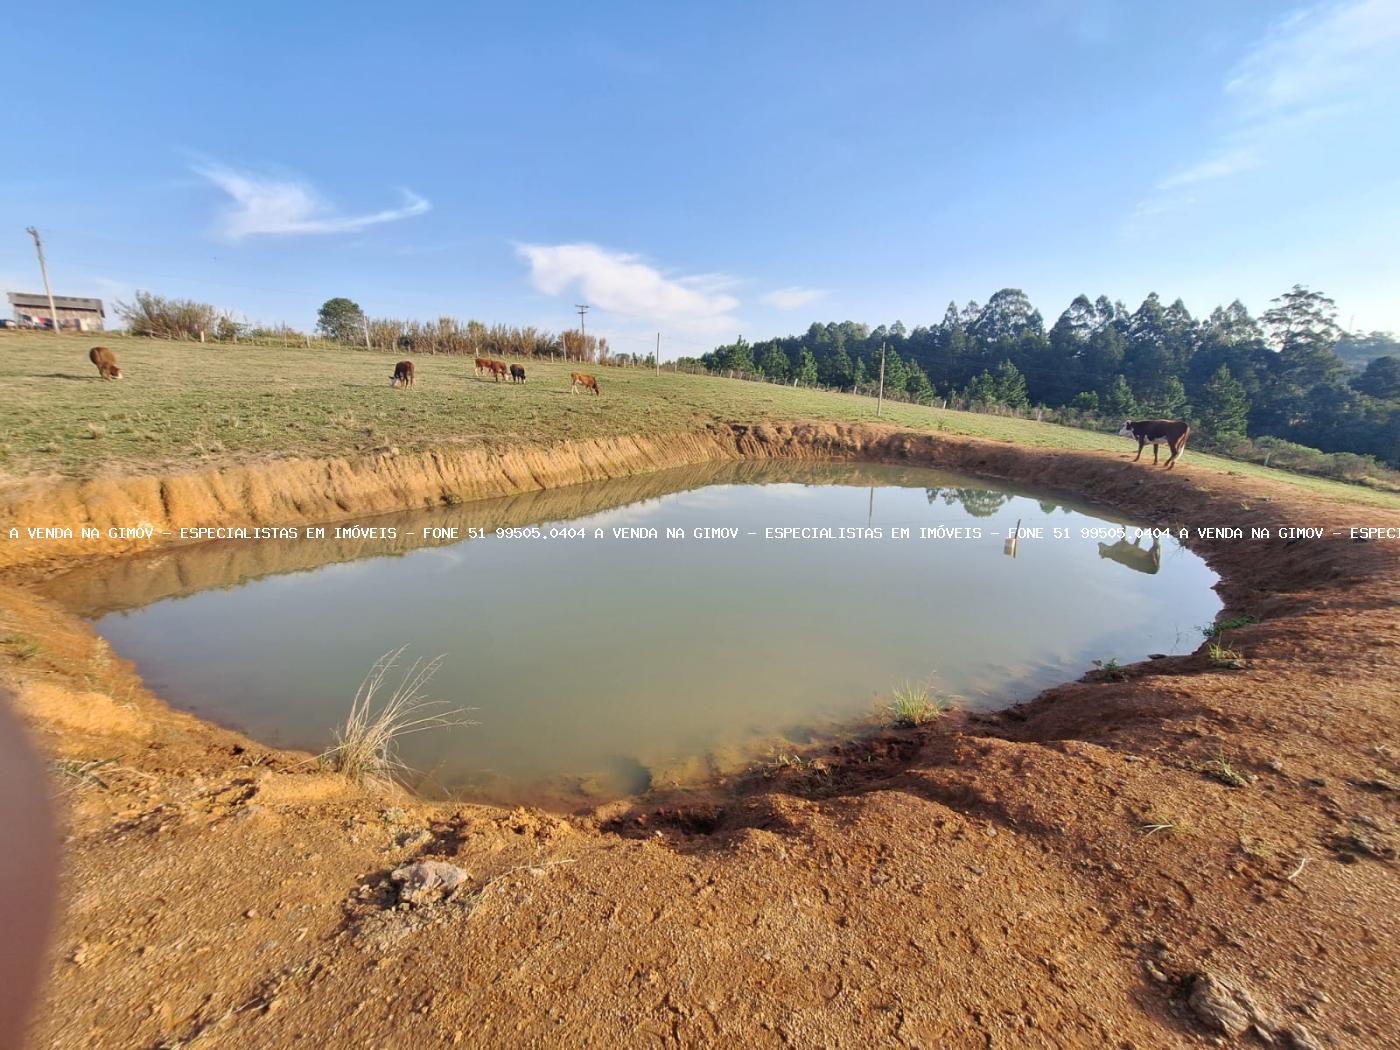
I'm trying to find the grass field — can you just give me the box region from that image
[3,331,1397,507]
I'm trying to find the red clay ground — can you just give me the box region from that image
[2,423,1397,1048]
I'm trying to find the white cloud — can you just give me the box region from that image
[1155,148,1259,191]
[194,163,430,239]
[760,286,828,310]
[516,242,740,333]
[1131,1,1400,231]
[1224,0,1400,118]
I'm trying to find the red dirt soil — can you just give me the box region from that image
[2,422,1397,1048]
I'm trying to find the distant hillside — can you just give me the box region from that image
[1336,332,1400,369]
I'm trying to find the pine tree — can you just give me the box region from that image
[759,343,791,382]
[1197,365,1250,438]
[905,361,935,404]
[964,370,999,405]
[797,348,819,386]
[1145,375,1188,418]
[994,360,1029,408]
[853,356,868,388]
[820,344,854,388]
[1103,375,1138,418]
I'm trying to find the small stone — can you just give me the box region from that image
[244,909,257,919]
[1188,973,1254,1037]
[390,860,471,906]
[1281,1024,1323,1050]
[395,828,432,850]
[69,944,88,966]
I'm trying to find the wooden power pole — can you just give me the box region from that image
[876,341,887,418]
[655,332,661,374]
[25,227,60,334]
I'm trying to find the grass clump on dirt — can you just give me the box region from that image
[887,682,956,727]
[1090,657,1126,681]
[1,633,45,661]
[1208,640,1246,667]
[1201,614,1260,637]
[320,646,471,786]
[1203,755,1250,788]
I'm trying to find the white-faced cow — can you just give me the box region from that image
[570,372,600,396]
[1118,419,1189,469]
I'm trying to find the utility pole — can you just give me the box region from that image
[575,304,589,360]
[876,341,887,418]
[655,332,661,374]
[363,312,372,351]
[25,227,60,334]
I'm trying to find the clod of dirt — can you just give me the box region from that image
[1282,1024,1324,1050]
[390,860,471,905]
[1188,973,1258,1036]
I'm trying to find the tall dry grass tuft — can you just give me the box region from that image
[321,646,471,786]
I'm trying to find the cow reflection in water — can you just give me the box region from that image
[1097,534,1162,575]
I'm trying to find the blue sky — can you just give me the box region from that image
[3,1,1398,358]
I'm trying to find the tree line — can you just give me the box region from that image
[115,293,657,366]
[693,286,1400,467]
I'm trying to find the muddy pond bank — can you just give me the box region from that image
[2,421,1398,1048]
[45,460,1220,807]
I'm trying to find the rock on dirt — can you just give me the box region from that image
[391,860,471,906]
[1188,973,1258,1036]
[1187,973,1326,1049]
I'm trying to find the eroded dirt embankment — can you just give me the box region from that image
[3,421,1398,1049]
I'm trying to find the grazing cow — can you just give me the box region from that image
[571,372,600,396]
[1118,418,1189,469]
[88,346,122,380]
[474,356,490,375]
[1097,534,1162,575]
[510,364,526,383]
[487,360,509,382]
[391,360,415,388]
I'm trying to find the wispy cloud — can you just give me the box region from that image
[760,286,828,310]
[194,163,430,239]
[516,242,741,334]
[1155,148,1259,191]
[1131,0,1400,229]
[1224,0,1400,118]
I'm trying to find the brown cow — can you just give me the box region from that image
[88,346,122,380]
[487,360,509,382]
[1118,419,1189,468]
[509,364,526,383]
[570,372,600,396]
[474,356,490,375]
[391,360,415,388]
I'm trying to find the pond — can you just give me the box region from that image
[51,461,1221,807]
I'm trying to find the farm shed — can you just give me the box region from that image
[7,291,105,331]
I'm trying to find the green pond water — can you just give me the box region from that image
[57,461,1221,806]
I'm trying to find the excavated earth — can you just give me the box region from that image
[1,421,1397,1049]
